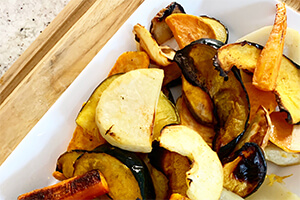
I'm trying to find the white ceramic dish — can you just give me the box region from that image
[0,0,299,199]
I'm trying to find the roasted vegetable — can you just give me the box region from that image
[182,76,215,125]
[76,74,121,139]
[214,40,300,124]
[153,91,180,141]
[67,125,104,151]
[244,82,277,122]
[169,193,191,200]
[96,68,164,153]
[18,170,109,200]
[160,125,223,200]
[73,152,142,199]
[150,2,185,45]
[93,144,156,199]
[108,51,150,76]
[223,143,267,198]
[55,150,86,179]
[176,96,215,147]
[252,3,287,91]
[174,39,250,158]
[233,106,272,152]
[200,15,229,44]
[269,111,300,152]
[264,143,300,166]
[165,13,216,49]
[134,23,175,66]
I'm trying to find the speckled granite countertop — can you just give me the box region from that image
[0,0,70,77]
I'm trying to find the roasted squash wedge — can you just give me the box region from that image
[76,74,121,139]
[214,40,300,124]
[176,96,215,147]
[108,51,149,76]
[73,152,142,200]
[165,13,216,49]
[174,39,250,159]
[160,125,223,200]
[223,143,267,198]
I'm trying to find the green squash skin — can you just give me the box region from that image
[93,143,156,200]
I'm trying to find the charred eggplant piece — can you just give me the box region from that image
[174,39,250,158]
[150,2,185,45]
[214,41,300,124]
[200,15,229,44]
[223,142,267,198]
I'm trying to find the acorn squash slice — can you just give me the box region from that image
[223,143,267,198]
[214,41,300,124]
[174,39,250,159]
[73,152,143,200]
[160,124,223,200]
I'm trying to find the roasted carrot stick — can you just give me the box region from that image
[252,3,287,91]
[18,170,109,200]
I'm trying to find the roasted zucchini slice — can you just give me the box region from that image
[223,142,267,198]
[150,2,185,45]
[214,41,300,124]
[174,39,250,158]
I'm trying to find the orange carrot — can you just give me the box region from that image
[252,3,287,91]
[18,170,109,200]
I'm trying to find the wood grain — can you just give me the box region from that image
[0,0,144,165]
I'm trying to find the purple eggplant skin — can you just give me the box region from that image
[222,142,267,198]
[173,38,250,160]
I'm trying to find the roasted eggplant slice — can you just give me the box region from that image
[214,41,300,124]
[200,15,229,44]
[150,2,185,45]
[223,142,267,198]
[174,39,250,158]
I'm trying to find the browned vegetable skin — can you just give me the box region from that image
[200,15,229,44]
[223,143,267,198]
[150,2,185,45]
[18,170,109,200]
[174,39,250,159]
[214,40,300,124]
[181,76,215,126]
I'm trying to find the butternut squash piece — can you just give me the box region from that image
[165,13,216,49]
[18,170,109,200]
[244,82,277,122]
[108,51,149,76]
[269,112,300,153]
[252,3,287,91]
[170,193,191,200]
[68,125,105,151]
